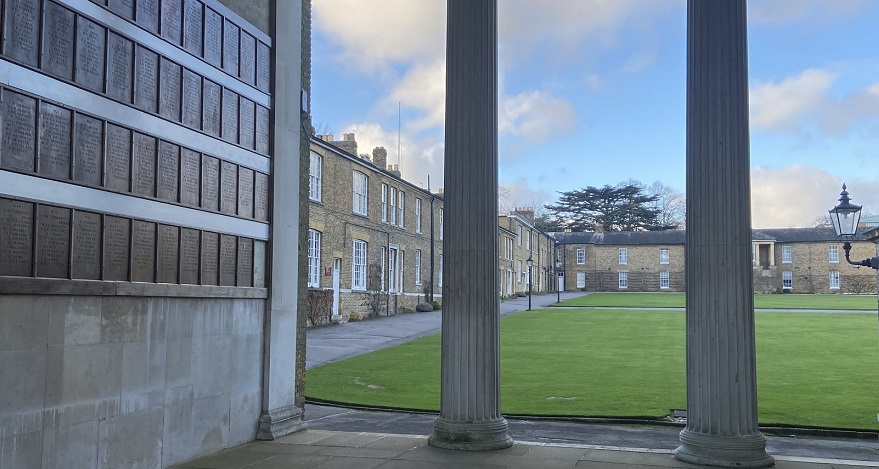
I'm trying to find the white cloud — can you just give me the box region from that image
[749,69,835,132]
[381,60,446,131]
[751,165,841,228]
[749,0,868,24]
[499,179,553,215]
[620,53,657,74]
[342,123,444,190]
[500,91,576,142]
[584,73,605,91]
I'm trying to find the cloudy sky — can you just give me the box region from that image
[311,0,879,229]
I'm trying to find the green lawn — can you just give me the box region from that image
[307,309,879,430]
[555,292,877,310]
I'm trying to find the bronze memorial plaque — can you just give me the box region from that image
[74,114,103,186]
[42,1,76,80]
[157,141,180,202]
[0,198,34,276]
[182,69,202,129]
[202,79,221,136]
[1,90,37,172]
[4,0,41,66]
[135,0,159,33]
[218,234,236,286]
[203,7,222,67]
[38,102,72,180]
[182,0,203,56]
[179,227,199,284]
[253,240,265,288]
[239,98,255,150]
[201,155,220,210]
[36,205,71,278]
[160,0,182,45]
[254,172,269,221]
[132,133,157,197]
[219,161,237,215]
[237,237,253,287]
[106,32,134,103]
[159,58,182,120]
[221,88,238,143]
[157,224,179,283]
[239,32,256,86]
[75,17,106,93]
[200,230,218,285]
[131,220,156,282]
[222,20,239,76]
[105,124,131,191]
[237,167,254,218]
[134,45,159,113]
[256,42,270,93]
[180,148,200,206]
[255,105,270,156]
[108,0,134,19]
[72,210,101,279]
[103,215,130,280]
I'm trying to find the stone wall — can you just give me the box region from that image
[770,241,877,294]
[561,243,686,292]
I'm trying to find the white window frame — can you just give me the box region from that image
[439,208,443,240]
[830,270,840,290]
[415,198,422,233]
[380,247,386,291]
[576,272,586,289]
[389,187,397,225]
[526,230,531,251]
[309,152,321,201]
[517,260,522,283]
[829,245,839,263]
[782,271,792,290]
[352,239,367,290]
[660,271,669,289]
[619,248,628,265]
[659,248,669,265]
[517,225,522,246]
[388,246,399,293]
[353,171,368,216]
[381,183,388,223]
[415,249,422,285]
[398,191,405,227]
[307,229,321,287]
[782,246,792,264]
[576,248,585,265]
[619,272,628,289]
[438,255,443,288]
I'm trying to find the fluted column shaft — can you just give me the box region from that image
[675,1,772,467]
[428,0,512,451]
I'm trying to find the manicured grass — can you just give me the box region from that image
[306,309,879,430]
[555,292,876,310]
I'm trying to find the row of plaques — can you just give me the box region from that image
[1,0,270,154]
[0,86,270,221]
[0,197,265,287]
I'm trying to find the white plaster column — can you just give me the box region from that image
[257,0,307,440]
[428,0,512,451]
[675,1,773,466]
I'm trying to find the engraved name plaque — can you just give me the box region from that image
[203,7,222,67]
[221,88,238,143]
[254,172,268,221]
[179,227,199,284]
[4,0,41,66]
[255,105,270,156]
[103,215,130,281]
[42,2,75,80]
[200,230,218,285]
[237,237,253,287]
[222,20,239,76]
[38,102,72,180]
[135,46,159,113]
[201,155,219,210]
[218,234,236,286]
[135,0,159,33]
[239,32,256,86]
[157,224,178,283]
[180,148,200,206]
[220,160,237,215]
[253,240,266,288]
[256,42,270,93]
[1,90,37,171]
[202,79,221,136]
[105,124,131,191]
[182,69,202,129]
[36,205,71,278]
[72,210,101,279]
[239,98,255,150]
[237,167,254,218]
[0,198,34,276]
[75,17,106,93]
[159,58,182,120]
[160,0,182,45]
[106,32,134,103]
[157,141,180,202]
[182,0,203,56]
[108,0,134,19]
[131,220,156,282]
[74,114,103,186]
[132,133,157,197]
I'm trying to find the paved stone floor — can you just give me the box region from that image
[172,429,879,468]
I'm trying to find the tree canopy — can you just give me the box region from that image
[544,183,678,232]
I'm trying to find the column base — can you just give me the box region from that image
[675,429,774,468]
[256,405,307,440]
[428,416,513,451]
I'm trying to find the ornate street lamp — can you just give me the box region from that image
[829,184,879,269]
[526,256,533,311]
[554,259,562,303]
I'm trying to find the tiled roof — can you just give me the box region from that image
[554,227,871,246]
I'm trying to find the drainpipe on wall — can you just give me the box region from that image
[428,177,435,303]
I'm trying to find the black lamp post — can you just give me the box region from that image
[829,184,879,269]
[555,259,562,303]
[526,256,533,311]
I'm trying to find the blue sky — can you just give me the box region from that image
[311,0,879,228]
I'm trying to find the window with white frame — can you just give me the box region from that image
[309,152,321,201]
[381,184,388,223]
[398,191,405,227]
[399,250,405,291]
[619,272,628,289]
[830,270,840,290]
[352,239,367,290]
[517,260,522,283]
[619,248,628,265]
[526,230,531,250]
[517,225,522,246]
[782,271,792,289]
[352,171,368,216]
[380,247,386,291]
[659,248,669,265]
[415,198,422,233]
[829,245,839,263]
[752,244,756,264]
[576,248,585,265]
[415,250,422,285]
[307,229,321,287]
[438,255,443,287]
[388,246,398,293]
[660,271,669,289]
[389,187,397,225]
[504,237,513,260]
[782,246,792,263]
[439,209,443,240]
[576,272,586,288]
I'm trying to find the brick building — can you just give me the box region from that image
[498,210,556,296]
[555,228,877,294]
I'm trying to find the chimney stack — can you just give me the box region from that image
[437,187,444,196]
[372,147,388,169]
[330,133,357,156]
[514,207,534,223]
[387,163,401,178]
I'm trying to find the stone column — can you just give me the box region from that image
[676,1,773,466]
[428,0,512,451]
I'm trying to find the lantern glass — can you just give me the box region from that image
[526,257,533,269]
[829,184,862,238]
